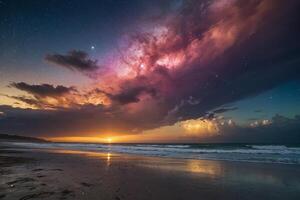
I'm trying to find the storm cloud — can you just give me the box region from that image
[202,115,300,143]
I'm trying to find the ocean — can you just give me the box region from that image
[8,142,300,165]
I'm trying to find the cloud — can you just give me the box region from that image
[212,107,238,114]
[90,0,300,127]
[45,50,99,74]
[0,104,157,136]
[202,114,300,143]
[200,107,238,120]
[1,103,299,143]
[8,82,106,109]
[1,0,300,139]
[154,114,300,143]
[10,82,75,98]
[10,96,48,108]
[109,86,157,104]
[8,82,80,109]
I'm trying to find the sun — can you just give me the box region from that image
[106,137,113,143]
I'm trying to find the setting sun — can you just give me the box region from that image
[106,138,113,143]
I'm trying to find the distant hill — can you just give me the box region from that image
[0,134,48,143]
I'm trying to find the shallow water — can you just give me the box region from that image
[7,142,300,164]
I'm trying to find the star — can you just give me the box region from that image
[91,46,95,50]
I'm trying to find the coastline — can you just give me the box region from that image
[5,141,300,165]
[1,144,300,200]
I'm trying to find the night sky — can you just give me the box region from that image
[0,0,300,143]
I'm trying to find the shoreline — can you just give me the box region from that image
[1,144,300,200]
[4,141,300,165]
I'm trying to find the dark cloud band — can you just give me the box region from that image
[10,82,75,97]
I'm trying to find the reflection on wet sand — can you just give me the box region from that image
[44,149,114,167]
[46,149,110,158]
[43,148,300,190]
[106,153,111,167]
[186,160,222,176]
[47,149,223,176]
[138,158,223,177]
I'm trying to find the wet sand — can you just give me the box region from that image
[1,145,300,200]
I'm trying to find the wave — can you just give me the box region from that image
[6,142,300,165]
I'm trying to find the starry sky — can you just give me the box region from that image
[0,0,300,143]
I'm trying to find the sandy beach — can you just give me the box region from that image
[1,144,300,200]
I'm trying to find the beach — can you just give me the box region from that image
[1,143,300,200]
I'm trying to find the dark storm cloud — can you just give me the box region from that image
[10,82,75,97]
[87,85,157,105]
[89,0,300,128]
[203,115,300,143]
[1,104,300,143]
[160,0,300,124]
[0,105,156,136]
[45,50,99,73]
[109,86,157,104]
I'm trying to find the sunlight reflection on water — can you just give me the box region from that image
[42,148,300,190]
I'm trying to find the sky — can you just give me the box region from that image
[0,0,300,143]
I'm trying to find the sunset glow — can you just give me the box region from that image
[106,138,113,143]
[1,0,300,143]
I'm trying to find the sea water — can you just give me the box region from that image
[8,142,300,164]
